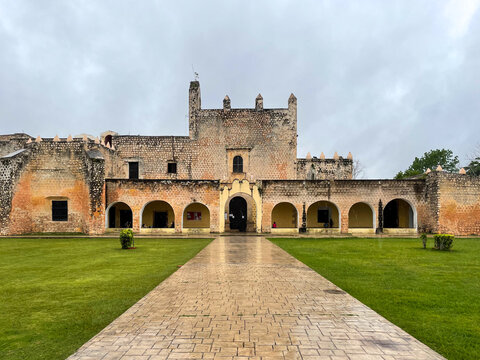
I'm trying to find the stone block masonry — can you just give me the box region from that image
[0,133,32,157]
[106,179,221,233]
[260,179,428,233]
[1,81,479,235]
[2,140,110,235]
[434,172,480,235]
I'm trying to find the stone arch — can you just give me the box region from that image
[307,200,340,229]
[348,202,375,229]
[271,202,298,228]
[182,202,210,230]
[225,192,256,232]
[140,200,175,229]
[219,179,262,233]
[384,198,416,229]
[104,134,112,147]
[106,201,133,228]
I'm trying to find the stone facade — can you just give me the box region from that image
[1,81,479,236]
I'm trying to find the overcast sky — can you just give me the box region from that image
[1,1,479,178]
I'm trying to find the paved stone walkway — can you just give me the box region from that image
[68,236,444,360]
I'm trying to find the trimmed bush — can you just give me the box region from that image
[119,229,134,249]
[420,233,427,249]
[433,234,454,251]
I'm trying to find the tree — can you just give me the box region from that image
[352,159,365,179]
[465,144,480,176]
[395,149,459,179]
[465,158,480,176]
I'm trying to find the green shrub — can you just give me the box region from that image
[420,233,427,249]
[433,234,454,251]
[119,229,134,249]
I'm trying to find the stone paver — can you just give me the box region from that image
[68,236,444,360]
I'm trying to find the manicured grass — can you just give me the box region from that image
[269,237,480,360]
[0,237,211,360]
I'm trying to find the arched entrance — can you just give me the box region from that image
[183,203,210,231]
[106,202,133,228]
[141,201,175,229]
[348,202,374,228]
[306,201,340,233]
[271,202,298,228]
[384,199,415,228]
[228,196,247,232]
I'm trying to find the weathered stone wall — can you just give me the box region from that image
[4,140,106,235]
[0,133,31,157]
[110,136,194,179]
[296,158,353,180]
[105,179,221,232]
[89,142,125,179]
[421,173,440,233]
[108,82,298,181]
[259,179,429,233]
[0,149,31,234]
[191,107,297,180]
[433,172,480,235]
[189,82,297,180]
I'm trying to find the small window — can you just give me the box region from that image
[233,155,243,173]
[52,200,68,221]
[129,162,139,179]
[168,162,177,174]
[317,209,329,223]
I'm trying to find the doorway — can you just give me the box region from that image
[229,197,247,232]
[384,199,415,228]
[153,211,168,228]
[119,209,133,228]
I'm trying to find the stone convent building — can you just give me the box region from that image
[1,81,480,236]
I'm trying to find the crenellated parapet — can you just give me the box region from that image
[296,153,353,180]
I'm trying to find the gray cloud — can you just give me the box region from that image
[1,0,479,177]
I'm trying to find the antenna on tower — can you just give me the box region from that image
[191,64,199,81]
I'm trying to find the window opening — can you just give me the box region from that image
[233,156,243,173]
[129,162,139,179]
[168,162,177,174]
[52,200,68,221]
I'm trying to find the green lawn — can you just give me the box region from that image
[0,237,211,360]
[269,237,480,360]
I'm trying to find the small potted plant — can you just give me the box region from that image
[420,233,427,249]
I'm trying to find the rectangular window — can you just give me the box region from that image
[129,162,139,179]
[168,162,177,174]
[317,209,329,223]
[52,200,68,221]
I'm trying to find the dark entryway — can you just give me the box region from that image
[107,202,133,228]
[108,206,116,228]
[383,199,414,228]
[119,210,132,228]
[153,211,168,228]
[383,200,399,228]
[229,196,247,232]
